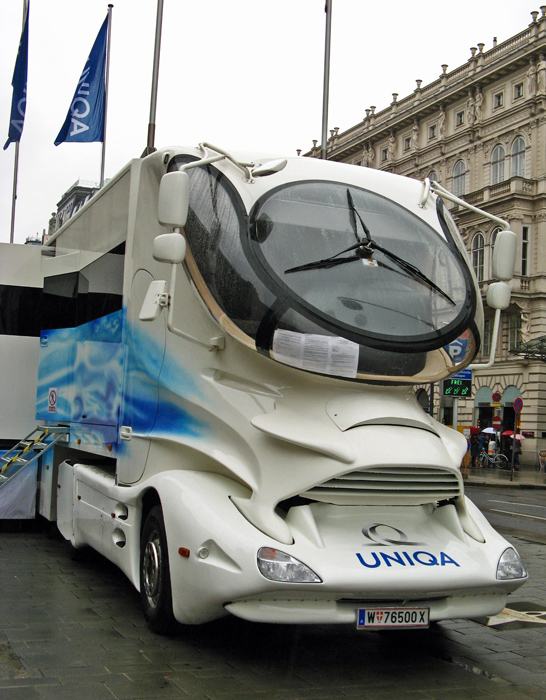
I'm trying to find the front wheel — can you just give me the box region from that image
[495,453,509,466]
[140,505,177,634]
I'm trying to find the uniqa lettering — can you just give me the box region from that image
[69,65,92,136]
[356,551,460,568]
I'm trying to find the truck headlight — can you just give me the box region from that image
[496,547,527,580]
[257,547,322,583]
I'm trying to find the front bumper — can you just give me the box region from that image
[156,472,527,625]
[225,591,509,625]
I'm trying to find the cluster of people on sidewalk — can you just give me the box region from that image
[469,430,521,468]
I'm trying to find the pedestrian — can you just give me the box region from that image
[470,433,479,467]
[478,432,486,466]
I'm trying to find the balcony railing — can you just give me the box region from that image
[453,178,535,208]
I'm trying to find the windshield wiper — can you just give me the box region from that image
[284,191,455,306]
[347,187,372,245]
[284,188,375,273]
[370,240,455,306]
[284,241,370,273]
[285,240,455,305]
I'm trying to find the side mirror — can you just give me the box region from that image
[486,281,511,310]
[492,230,516,281]
[152,233,186,264]
[158,171,190,229]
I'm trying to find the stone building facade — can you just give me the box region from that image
[312,9,546,462]
[44,180,99,243]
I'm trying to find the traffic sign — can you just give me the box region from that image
[492,416,502,429]
[492,391,502,403]
[514,397,523,413]
[445,331,469,362]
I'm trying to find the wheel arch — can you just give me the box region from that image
[140,488,162,536]
[139,498,177,634]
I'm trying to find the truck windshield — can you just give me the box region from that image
[178,163,477,381]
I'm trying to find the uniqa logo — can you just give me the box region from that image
[356,550,460,568]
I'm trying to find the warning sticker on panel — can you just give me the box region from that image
[48,388,58,413]
[272,330,359,378]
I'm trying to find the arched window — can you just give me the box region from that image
[472,233,485,282]
[428,170,439,184]
[491,145,505,185]
[490,227,502,278]
[453,160,466,196]
[511,137,525,178]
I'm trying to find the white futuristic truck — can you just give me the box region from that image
[3,143,527,632]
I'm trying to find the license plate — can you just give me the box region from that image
[357,607,429,630]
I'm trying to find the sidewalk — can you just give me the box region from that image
[462,460,546,488]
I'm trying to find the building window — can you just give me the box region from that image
[472,232,485,282]
[453,160,466,196]
[508,314,521,351]
[404,136,411,151]
[511,137,526,177]
[456,111,465,126]
[494,92,504,109]
[381,148,388,162]
[428,170,439,183]
[521,226,530,276]
[483,317,492,357]
[490,227,501,277]
[491,145,505,185]
[429,124,437,140]
[514,82,524,99]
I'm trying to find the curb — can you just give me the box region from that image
[462,473,546,489]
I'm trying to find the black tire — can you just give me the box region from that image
[68,542,89,561]
[495,453,509,468]
[478,452,487,468]
[140,505,177,634]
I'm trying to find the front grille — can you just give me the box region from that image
[301,467,462,506]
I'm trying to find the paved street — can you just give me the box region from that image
[466,484,546,543]
[1,502,546,700]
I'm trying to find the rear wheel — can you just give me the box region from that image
[140,505,177,634]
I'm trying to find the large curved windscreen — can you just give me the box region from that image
[176,160,476,380]
[248,182,473,351]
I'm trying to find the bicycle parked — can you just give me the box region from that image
[477,448,509,468]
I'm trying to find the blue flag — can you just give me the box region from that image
[3,5,30,151]
[55,15,108,146]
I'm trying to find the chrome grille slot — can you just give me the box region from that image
[301,467,462,505]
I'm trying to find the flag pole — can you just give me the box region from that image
[9,145,20,244]
[9,0,29,244]
[143,0,164,156]
[320,0,332,160]
[100,4,113,188]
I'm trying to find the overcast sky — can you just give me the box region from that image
[0,1,532,244]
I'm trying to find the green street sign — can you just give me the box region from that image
[442,377,472,397]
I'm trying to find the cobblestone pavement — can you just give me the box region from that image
[0,521,545,700]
